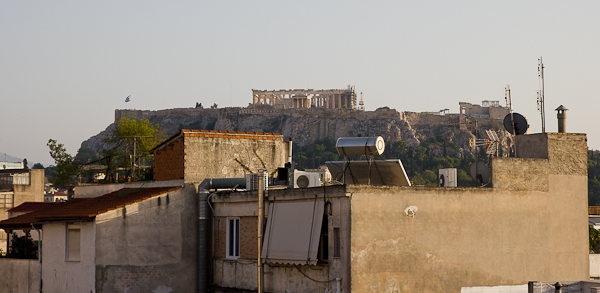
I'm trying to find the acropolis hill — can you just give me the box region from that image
[81,97,513,159]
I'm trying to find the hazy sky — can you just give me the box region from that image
[1,1,598,166]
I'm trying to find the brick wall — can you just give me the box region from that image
[239,217,257,259]
[215,216,258,260]
[153,136,185,181]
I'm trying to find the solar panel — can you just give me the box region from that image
[325,159,411,187]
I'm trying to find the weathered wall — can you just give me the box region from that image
[211,186,351,293]
[94,185,197,293]
[348,173,588,292]
[0,258,39,293]
[42,221,96,293]
[591,254,600,278]
[13,169,45,207]
[182,133,287,182]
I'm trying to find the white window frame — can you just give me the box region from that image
[66,224,81,262]
[226,218,240,259]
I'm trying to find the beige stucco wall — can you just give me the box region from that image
[183,136,287,183]
[42,221,96,293]
[348,173,588,292]
[0,258,40,293]
[94,184,197,293]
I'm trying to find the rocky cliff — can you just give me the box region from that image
[81,105,513,159]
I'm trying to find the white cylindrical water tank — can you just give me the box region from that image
[336,136,385,156]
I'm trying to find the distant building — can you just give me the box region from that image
[459,100,510,119]
[252,87,357,109]
[0,168,44,253]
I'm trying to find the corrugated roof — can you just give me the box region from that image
[0,186,180,229]
[8,202,57,213]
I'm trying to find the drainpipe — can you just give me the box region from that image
[257,169,266,293]
[197,178,246,293]
[31,224,42,293]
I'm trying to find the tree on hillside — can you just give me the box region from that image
[47,139,79,187]
[32,163,44,169]
[102,115,165,181]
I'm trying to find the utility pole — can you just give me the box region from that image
[257,169,266,293]
[538,57,546,133]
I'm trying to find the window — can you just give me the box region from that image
[0,193,13,209]
[317,214,329,263]
[226,218,240,259]
[261,201,324,265]
[12,173,30,185]
[66,224,81,261]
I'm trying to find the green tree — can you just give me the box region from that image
[591,225,600,253]
[32,163,44,169]
[102,115,165,181]
[47,139,79,187]
[5,232,38,259]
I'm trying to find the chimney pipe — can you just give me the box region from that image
[555,105,568,133]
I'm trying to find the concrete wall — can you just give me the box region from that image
[94,184,197,293]
[182,134,287,183]
[13,169,45,207]
[461,284,527,293]
[0,258,40,293]
[42,221,96,293]
[211,186,351,293]
[349,178,588,292]
[591,254,600,278]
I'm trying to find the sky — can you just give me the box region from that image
[1,1,599,167]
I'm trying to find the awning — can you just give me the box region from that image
[261,200,324,265]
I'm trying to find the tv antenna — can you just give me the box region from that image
[537,57,546,133]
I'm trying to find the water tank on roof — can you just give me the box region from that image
[336,136,385,156]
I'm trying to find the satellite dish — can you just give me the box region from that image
[503,113,529,135]
[469,161,490,184]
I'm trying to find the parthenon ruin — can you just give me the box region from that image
[252,87,357,109]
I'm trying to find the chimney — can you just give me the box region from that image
[555,105,568,133]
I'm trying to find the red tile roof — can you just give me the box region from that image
[0,186,180,229]
[8,202,57,213]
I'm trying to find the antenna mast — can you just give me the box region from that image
[505,85,518,157]
[537,57,546,133]
[359,92,365,111]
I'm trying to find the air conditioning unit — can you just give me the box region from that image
[293,171,321,188]
[439,168,457,187]
[246,172,268,191]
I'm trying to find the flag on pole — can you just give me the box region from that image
[125,95,131,102]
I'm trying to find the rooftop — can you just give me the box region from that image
[0,186,180,229]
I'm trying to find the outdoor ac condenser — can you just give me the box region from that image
[439,168,457,187]
[293,171,321,188]
[246,172,268,191]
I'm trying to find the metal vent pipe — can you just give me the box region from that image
[555,105,568,133]
[197,178,246,292]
